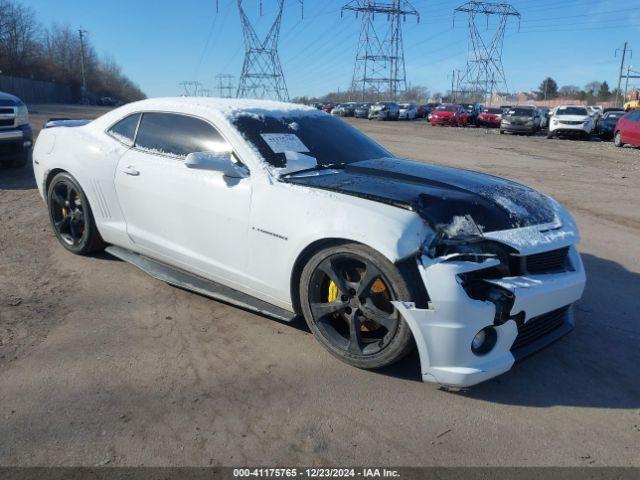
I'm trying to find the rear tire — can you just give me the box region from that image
[299,243,418,370]
[47,172,106,255]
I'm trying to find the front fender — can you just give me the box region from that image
[246,181,433,308]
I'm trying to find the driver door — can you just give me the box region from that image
[114,112,252,285]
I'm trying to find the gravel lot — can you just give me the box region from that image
[0,106,638,467]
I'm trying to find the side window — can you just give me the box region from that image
[107,113,141,146]
[629,111,640,122]
[135,112,229,159]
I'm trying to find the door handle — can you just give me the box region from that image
[123,166,140,176]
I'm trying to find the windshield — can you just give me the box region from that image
[556,107,588,116]
[508,108,534,117]
[604,112,623,120]
[484,108,502,114]
[437,105,458,112]
[231,114,389,171]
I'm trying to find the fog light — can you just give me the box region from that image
[23,140,32,148]
[471,327,497,355]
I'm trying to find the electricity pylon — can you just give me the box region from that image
[179,81,202,97]
[236,0,303,101]
[454,1,520,105]
[215,74,236,98]
[342,1,419,101]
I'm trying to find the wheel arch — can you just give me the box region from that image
[289,237,429,315]
[289,237,353,315]
[45,168,70,194]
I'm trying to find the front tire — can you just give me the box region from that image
[299,243,417,370]
[47,172,106,255]
[614,131,624,147]
[547,130,555,139]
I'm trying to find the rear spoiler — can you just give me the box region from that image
[43,118,92,129]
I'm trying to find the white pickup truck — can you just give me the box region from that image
[0,91,32,167]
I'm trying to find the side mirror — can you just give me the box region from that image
[185,151,249,178]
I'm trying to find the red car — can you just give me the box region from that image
[477,107,503,128]
[430,104,469,127]
[320,102,335,114]
[614,110,640,147]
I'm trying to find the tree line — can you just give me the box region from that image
[0,0,145,103]
[538,77,619,103]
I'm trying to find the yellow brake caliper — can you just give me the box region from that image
[328,277,387,331]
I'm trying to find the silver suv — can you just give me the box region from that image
[0,91,32,168]
[368,101,400,121]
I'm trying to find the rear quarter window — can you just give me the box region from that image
[107,113,141,146]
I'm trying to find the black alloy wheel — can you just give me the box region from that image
[47,172,105,255]
[300,244,415,369]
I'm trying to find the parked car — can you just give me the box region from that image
[398,103,418,120]
[430,104,469,127]
[462,103,483,126]
[354,103,372,118]
[425,103,440,121]
[416,105,427,118]
[332,103,358,117]
[500,106,541,135]
[0,91,32,168]
[614,110,640,147]
[596,110,625,140]
[477,107,503,128]
[538,107,551,129]
[33,97,585,388]
[368,101,400,120]
[320,103,335,114]
[98,96,121,107]
[547,105,594,140]
[586,106,602,126]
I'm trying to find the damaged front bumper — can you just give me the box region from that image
[393,246,586,388]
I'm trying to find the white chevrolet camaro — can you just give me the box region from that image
[33,98,586,387]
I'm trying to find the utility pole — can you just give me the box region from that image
[616,42,631,107]
[342,1,419,102]
[624,65,631,103]
[450,69,456,101]
[78,29,88,104]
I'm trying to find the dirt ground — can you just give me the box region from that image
[0,106,638,467]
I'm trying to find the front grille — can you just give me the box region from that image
[0,143,19,155]
[0,119,14,127]
[525,247,569,274]
[511,306,569,351]
[560,120,583,125]
[0,108,14,115]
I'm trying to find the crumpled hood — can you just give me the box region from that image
[283,158,560,235]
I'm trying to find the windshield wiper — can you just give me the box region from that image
[280,162,348,177]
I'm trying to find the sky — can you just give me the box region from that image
[17,0,640,99]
